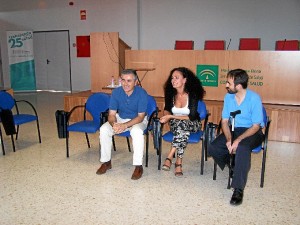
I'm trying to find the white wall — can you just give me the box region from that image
[0,0,138,91]
[0,0,299,91]
[140,0,300,50]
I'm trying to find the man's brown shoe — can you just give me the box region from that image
[96,160,112,175]
[131,165,143,180]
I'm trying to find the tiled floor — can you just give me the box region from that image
[0,92,299,225]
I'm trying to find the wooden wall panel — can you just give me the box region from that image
[267,107,300,143]
[84,44,300,143]
[64,91,92,122]
[64,93,300,143]
[125,50,300,105]
[90,32,130,93]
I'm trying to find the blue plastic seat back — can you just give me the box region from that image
[252,106,268,153]
[146,95,157,119]
[197,100,208,121]
[0,91,15,110]
[85,93,110,127]
[262,106,267,126]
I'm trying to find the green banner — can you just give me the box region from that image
[7,31,36,91]
[10,60,36,91]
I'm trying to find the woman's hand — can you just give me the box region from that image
[159,115,172,124]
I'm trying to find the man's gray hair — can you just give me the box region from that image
[121,69,138,80]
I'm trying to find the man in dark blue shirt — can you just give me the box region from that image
[96,69,148,180]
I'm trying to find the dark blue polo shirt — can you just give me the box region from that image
[109,86,148,119]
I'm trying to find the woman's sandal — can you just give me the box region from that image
[162,158,172,171]
[175,163,183,177]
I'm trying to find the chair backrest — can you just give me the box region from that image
[197,100,208,121]
[262,106,267,126]
[85,92,110,126]
[239,38,260,50]
[275,40,299,51]
[0,91,15,110]
[204,40,225,50]
[146,95,157,121]
[175,40,194,50]
[252,106,270,153]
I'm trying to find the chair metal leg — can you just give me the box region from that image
[85,133,90,148]
[15,125,19,140]
[260,149,267,188]
[158,137,162,170]
[36,119,42,143]
[11,135,16,152]
[112,136,116,151]
[66,133,69,158]
[126,137,131,152]
[0,127,5,155]
[213,161,217,180]
[200,140,205,175]
[145,134,149,167]
[204,136,208,162]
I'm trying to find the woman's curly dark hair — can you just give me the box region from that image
[164,67,205,100]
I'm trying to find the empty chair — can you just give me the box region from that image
[275,40,299,51]
[239,38,260,50]
[204,40,226,50]
[0,91,41,154]
[174,40,194,50]
[66,92,110,157]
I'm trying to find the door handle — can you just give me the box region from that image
[47,59,50,64]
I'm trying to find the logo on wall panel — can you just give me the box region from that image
[196,65,218,87]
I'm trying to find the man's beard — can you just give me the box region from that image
[226,87,237,94]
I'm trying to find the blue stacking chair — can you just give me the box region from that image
[213,107,271,188]
[112,95,158,168]
[66,92,110,157]
[160,101,209,173]
[0,91,41,154]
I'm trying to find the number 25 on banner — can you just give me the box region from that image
[9,37,23,48]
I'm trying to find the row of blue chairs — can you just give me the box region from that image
[62,92,271,188]
[0,91,270,188]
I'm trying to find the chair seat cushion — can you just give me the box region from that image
[162,131,203,143]
[116,131,130,137]
[13,114,37,125]
[252,145,262,153]
[68,121,99,133]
